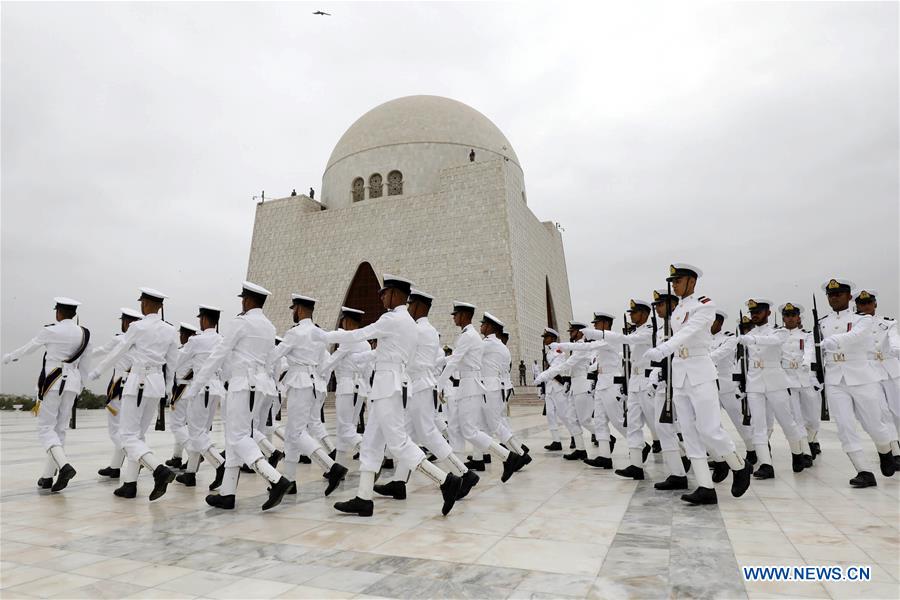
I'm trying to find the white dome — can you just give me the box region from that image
[321,96,522,208]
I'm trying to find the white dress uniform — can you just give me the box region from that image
[481,331,516,445]
[3,298,91,489]
[739,308,811,473]
[89,299,179,493]
[322,336,373,460]
[817,279,898,482]
[864,304,900,452]
[175,326,226,478]
[778,306,822,446]
[710,328,754,450]
[540,342,584,447]
[536,333,594,455]
[168,323,198,465]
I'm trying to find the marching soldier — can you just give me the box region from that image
[779,303,823,458]
[94,307,143,479]
[709,310,755,463]
[539,329,564,451]
[853,288,900,467]
[173,305,226,489]
[88,288,178,501]
[3,297,91,492]
[266,294,347,497]
[643,264,751,505]
[166,322,197,470]
[328,275,463,517]
[738,298,813,479]
[816,278,897,487]
[185,282,294,510]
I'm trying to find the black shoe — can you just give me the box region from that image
[583,456,613,469]
[681,486,718,505]
[374,480,407,500]
[37,477,53,489]
[791,453,806,473]
[176,472,196,487]
[610,434,617,453]
[878,451,896,477]
[328,448,337,461]
[849,471,877,488]
[482,454,492,464]
[382,458,395,470]
[514,453,533,472]
[98,466,120,478]
[240,463,254,473]
[465,459,486,471]
[457,470,479,499]
[731,463,752,497]
[809,442,821,458]
[651,440,662,454]
[614,465,645,480]
[895,455,900,470]
[209,464,225,490]
[746,450,758,465]
[353,452,360,460]
[563,450,587,461]
[51,464,76,492]
[521,444,530,454]
[544,441,563,451]
[262,476,291,510]
[164,456,181,469]
[591,434,599,447]
[334,496,374,517]
[682,456,691,472]
[501,453,521,482]
[149,465,175,501]
[753,463,775,479]
[267,450,284,469]
[324,463,349,496]
[642,443,651,463]
[803,454,814,468]
[440,473,462,515]
[298,455,312,464]
[206,493,235,509]
[711,461,729,483]
[286,481,297,494]
[654,475,688,490]
[114,481,137,498]
[570,437,576,449]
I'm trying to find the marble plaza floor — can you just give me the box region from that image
[1,404,898,600]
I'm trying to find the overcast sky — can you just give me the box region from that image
[2,1,898,394]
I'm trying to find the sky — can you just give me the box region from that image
[2,1,898,394]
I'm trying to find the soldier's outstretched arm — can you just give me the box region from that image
[2,327,51,364]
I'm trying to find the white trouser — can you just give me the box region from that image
[359,392,425,474]
[253,393,276,439]
[483,390,513,443]
[311,389,328,441]
[222,389,265,468]
[187,392,221,454]
[334,392,364,452]
[828,382,895,455]
[718,388,753,447]
[553,390,582,437]
[407,389,455,462]
[106,397,123,452]
[651,387,681,453]
[119,392,161,461]
[674,380,737,460]
[37,389,76,451]
[571,391,594,437]
[788,387,821,436]
[748,389,805,447]
[879,378,900,440]
[445,396,465,452]
[543,391,560,440]
[625,387,653,451]
[457,394,496,452]
[594,386,627,440]
[283,387,327,462]
[170,395,190,449]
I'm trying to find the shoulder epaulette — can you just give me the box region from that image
[884,316,895,321]
[44,323,54,328]
[725,331,734,336]
[699,296,711,304]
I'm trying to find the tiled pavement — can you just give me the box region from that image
[1,406,898,599]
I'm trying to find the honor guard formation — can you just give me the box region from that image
[4,265,900,515]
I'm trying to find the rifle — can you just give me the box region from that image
[811,295,830,421]
[655,284,674,424]
[614,313,631,428]
[732,311,751,426]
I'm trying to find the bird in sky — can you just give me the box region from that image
[313,11,331,16]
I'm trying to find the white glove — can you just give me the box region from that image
[738,334,755,346]
[821,338,839,352]
[534,373,547,385]
[2,353,11,365]
[643,347,664,363]
[548,342,559,351]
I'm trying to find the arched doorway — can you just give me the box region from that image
[339,261,386,329]
[545,276,558,331]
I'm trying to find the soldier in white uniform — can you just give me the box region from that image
[853,288,900,468]
[373,289,479,501]
[709,310,755,466]
[185,282,294,510]
[173,305,227,490]
[88,288,179,501]
[4,297,91,492]
[539,329,564,451]
[644,264,751,505]
[439,301,525,479]
[816,278,897,487]
[778,303,823,459]
[582,300,655,478]
[329,275,462,517]
[739,298,813,479]
[166,323,197,470]
[267,294,347,497]
[94,307,142,479]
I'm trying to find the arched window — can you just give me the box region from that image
[387,170,403,196]
[369,173,383,198]
[351,177,364,202]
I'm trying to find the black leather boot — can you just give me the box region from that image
[325,463,349,496]
[583,456,613,469]
[268,450,284,469]
[334,496,374,516]
[51,464,76,492]
[681,486,718,505]
[651,440,662,454]
[37,477,53,489]
[98,466,120,478]
[373,480,407,500]
[440,473,462,515]
[654,475,688,490]
[206,493,235,509]
[209,464,225,490]
[711,461,729,483]
[569,437,576,449]
[262,476,291,510]
[878,451,896,477]
[563,449,587,461]
[149,465,175,501]
[515,452,533,472]
[809,442,821,457]
[501,453,521,482]
[381,458,395,470]
[642,442,651,463]
[614,465,644,480]
[753,463,775,479]
[731,463,752,497]
[175,472,196,487]
[849,471,877,488]
[298,455,312,464]
[746,450,758,465]
[791,453,806,473]
[465,458,486,471]
[457,470,479,499]
[114,481,137,498]
[482,453,492,464]
[544,441,563,451]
